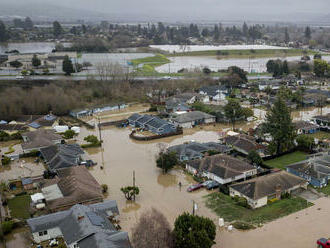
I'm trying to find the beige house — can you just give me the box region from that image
[229,171,308,209]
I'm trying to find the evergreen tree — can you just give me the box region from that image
[313,59,329,77]
[284,27,290,43]
[0,21,9,42]
[214,24,220,41]
[173,213,216,248]
[242,22,248,38]
[53,21,63,38]
[282,60,289,74]
[24,17,34,30]
[304,26,311,40]
[224,99,243,130]
[62,55,74,75]
[263,97,296,155]
[32,54,41,67]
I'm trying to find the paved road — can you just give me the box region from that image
[0,75,273,81]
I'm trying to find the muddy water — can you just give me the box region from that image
[4,227,30,248]
[77,126,220,234]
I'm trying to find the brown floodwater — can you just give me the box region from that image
[4,227,30,248]
[74,106,330,247]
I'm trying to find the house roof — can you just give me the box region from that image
[287,152,330,179]
[41,166,103,211]
[135,115,155,125]
[172,111,215,124]
[313,114,330,122]
[294,121,319,131]
[168,142,232,160]
[27,201,130,248]
[230,171,307,200]
[223,134,266,154]
[127,113,142,122]
[29,114,57,128]
[0,124,27,131]
[187,154,255,180]
[21,129,62,151]
[199,85,226,96]
[40,144,84,171]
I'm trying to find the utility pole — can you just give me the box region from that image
[192,200,195,216]
[133,170,136,201]
[98,117,105,170]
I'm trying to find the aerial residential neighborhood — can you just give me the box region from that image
[0,1,330,248]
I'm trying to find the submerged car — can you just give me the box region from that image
[201,180,213,187]
[187,183,203,192]
[206,181,220,190]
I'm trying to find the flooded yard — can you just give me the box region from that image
[156,55,330,73]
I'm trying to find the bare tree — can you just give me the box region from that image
[131,208,174,248]
[95,61,124,81]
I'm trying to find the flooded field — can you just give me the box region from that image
[156,55,330,73]
[150,44,288,53]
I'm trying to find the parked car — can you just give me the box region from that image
[317,238,330,248]
[201,180,213,187]
[15,75,24,80]
[206,181,220,190]
[187,183,203,192]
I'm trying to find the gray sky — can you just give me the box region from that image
[2,0,330,22]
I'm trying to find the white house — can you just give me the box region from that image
[229,171,308,209]
[185,154,257,185]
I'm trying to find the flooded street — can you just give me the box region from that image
[75,104,330,247]
[76,126,221,234]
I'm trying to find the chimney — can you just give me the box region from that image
[275,184,282,200]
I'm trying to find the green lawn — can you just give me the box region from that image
[204,192,313,226]
[316,184,330,196]
[263,151,308,170]
[8,195,31,219]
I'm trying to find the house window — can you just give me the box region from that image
[39,232,43,236]
[43,230,48,235]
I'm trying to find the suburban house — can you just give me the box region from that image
[199,85,228,101]
[127,114,177,135]
[312,114,330,131]
[70,103,128,118]
[27,201,131,248]
[0,124,28,134]
[21,129,62,153]
[294,121,319,135]
[286,152,330,187]
[222,133,268,157]
[186,154,257,185]
[171,111,216,128]
[229,171,308,209]
[27,114,58,130]
[168,142,232,161]
[40,166,103,212]
[258,79,282,91]
[165,98,191,113]
[40,143,85,172]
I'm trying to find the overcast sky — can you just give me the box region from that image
[2,0,330,22]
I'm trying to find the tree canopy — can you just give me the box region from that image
[132,208,174,248]
[156,151,178,173]
[62,55,74,75]
[173,213,216,248]
[224,99,243,130]
[263,97,296,155]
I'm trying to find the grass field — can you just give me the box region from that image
[307,131,330,140]
[263,151,308,170]
[204,192,313,226]
[316,184,330,196]
[7,194,31,219]
[169,49,318,58]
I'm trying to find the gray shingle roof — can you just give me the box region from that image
[230,171,307,200]
[187,154,255,179]
[27,201,130,248]
[172,111,215,124]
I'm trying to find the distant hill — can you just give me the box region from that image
[0,3,119,22]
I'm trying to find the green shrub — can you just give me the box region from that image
[1,221,14,234]
[63,129,76,139]
[232,221,255,230]
[1,156,11,166]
